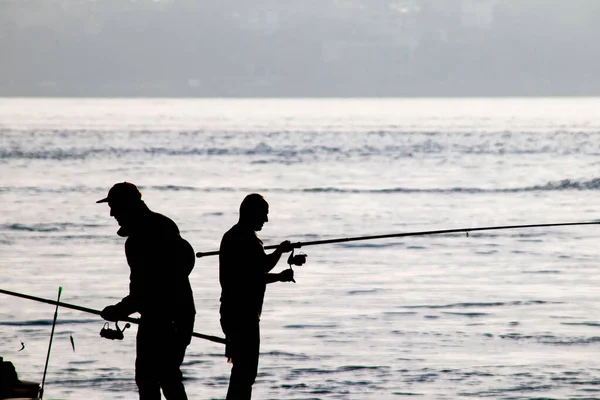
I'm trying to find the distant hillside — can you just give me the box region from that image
[1,0,599,97]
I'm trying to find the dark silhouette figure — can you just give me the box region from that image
[219,193,295,400]
[0,356,41,399]
[97,182,196,400]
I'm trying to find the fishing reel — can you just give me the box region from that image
[100,321,131,341]
[287,249,307,267]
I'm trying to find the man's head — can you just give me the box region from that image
[97,182,143,230]
[239,193,269,231]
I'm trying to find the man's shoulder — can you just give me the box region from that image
[223,223,253,239]
[221,223,259,247]
[146,211,180,236]
[151,211,176,224]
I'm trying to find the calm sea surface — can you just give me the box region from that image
[1,97,599,400]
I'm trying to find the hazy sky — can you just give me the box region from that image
[1,0,599,97]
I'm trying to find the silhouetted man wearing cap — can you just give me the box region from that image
[219,193,296,400]
[97,182,196,400]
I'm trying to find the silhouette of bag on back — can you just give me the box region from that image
[0,356,41,399]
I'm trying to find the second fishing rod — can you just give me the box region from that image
[0,288,226,345]
[196,220,600,259]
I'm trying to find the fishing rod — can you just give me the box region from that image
[196,221,600,258]
[0,288,226,345]
[40,286,61,400]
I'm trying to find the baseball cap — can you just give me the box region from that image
[96,182,142,204]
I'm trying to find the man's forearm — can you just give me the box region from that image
[264,249,283,272]
[265,272,281,284]
[116,294,139,316]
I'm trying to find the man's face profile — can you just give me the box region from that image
[109,201,131,228]
[240,194,269,231]
[251,204,269,231]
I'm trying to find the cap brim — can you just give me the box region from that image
[96,197,109,203]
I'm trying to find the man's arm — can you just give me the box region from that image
[101,242,142,321]
[262,240,293,273]
[262,240,295,283]
[101,271,140,321]
[265,268,295,284]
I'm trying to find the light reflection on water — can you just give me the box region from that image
[1,98,599,399]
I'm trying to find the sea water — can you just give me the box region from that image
[1,97,599,399]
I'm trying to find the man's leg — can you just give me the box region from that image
[226,351,259,400]
[136,323,161,400]
[222,319,260,400]
[159,333,190,400]
[159,317,194,400]
[158,349,188,400]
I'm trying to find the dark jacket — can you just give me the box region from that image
[113,202,196,323]
[219,223,268,321]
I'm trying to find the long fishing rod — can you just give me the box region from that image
[196,221,600,258]
[0,288,226,345]
[40,286,61,400]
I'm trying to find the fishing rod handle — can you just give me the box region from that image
[196,242,302,258]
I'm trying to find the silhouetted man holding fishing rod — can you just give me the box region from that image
[219,193,296,400]
[97,182,195,400]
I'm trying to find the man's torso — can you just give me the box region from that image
[219,223,267,320]
[125,209,196,320]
